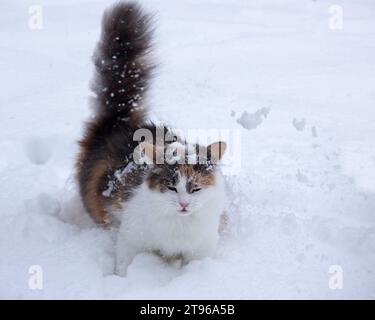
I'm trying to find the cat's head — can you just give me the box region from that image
[140,141,226,215]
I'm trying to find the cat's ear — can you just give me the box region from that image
[139,142,164,164]
[208,141,227,163]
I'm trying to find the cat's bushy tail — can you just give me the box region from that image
[91,1,154,126]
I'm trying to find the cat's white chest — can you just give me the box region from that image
[115,174,226,276]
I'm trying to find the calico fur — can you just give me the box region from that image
[76,2,155,224]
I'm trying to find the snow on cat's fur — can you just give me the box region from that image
[76,1,228,276]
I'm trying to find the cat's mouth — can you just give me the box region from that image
[179,209,191,216]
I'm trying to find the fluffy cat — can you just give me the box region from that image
[76,1,227,276]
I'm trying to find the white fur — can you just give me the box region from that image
[115,171,226,276]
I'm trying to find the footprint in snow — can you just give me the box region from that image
[292,118,306,131]
[24,193,61,217]
[37,193,61,216]
[25,137,53,165]
[236,107,270,130]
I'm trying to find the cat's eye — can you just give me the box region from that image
[167,186,178,193]
[191,188,202,193]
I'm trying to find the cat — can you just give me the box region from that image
[76,1,227,276]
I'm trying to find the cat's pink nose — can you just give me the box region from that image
[179,202,189,212]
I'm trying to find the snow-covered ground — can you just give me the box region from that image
[1,0,375,299]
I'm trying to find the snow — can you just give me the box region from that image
[292,118,306,131]
[1,0,375,299]
[236,107,270,130]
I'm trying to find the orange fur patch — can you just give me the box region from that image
[83,159,110,225]
[179,164,216,186]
